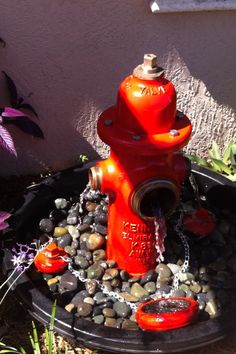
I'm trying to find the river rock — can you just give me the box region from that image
[113,302,131,318]
[93,249,106,262]
[140,270,157,285]
[71,290,89,305]
[144,281,156,294]
[102,268,119,281]
[55,198,68,209]
[205,299,218,317]
[86,233,105,251]
[155,263,172,282]
[39,218,54,233]
[119,292,138,302]
[130,283,149,299]
[93,315,104,324]
[104,317,117,328]
[57,233,72,248]
[102,308,115,318]
[59,271,78,293]
[67,225,79,239]
[74,255,89,269]
[122,319,139,330]
[95,224,107,236]
[87,264,104,280]
[77,301,92,317]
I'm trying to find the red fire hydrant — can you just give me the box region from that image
[89,54,192,275]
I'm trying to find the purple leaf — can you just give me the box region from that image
[17,103,38,118]
[0,211,11,223]
[5,116,44,138]
[0,221,9,230]
[2,71,18,107]
[2,107,26,118]
[0,124,17,156]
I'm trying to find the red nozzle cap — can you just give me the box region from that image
[34,242,68,274]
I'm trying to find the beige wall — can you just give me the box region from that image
[0,0,235,175]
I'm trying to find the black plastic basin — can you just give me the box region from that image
[2,163,236,353]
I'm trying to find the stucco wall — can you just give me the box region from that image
[0,0,235,175]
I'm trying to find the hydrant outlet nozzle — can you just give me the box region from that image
[89,166,103,191]
[131,179,179,219]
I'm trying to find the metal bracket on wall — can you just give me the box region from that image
[150,0,236,13]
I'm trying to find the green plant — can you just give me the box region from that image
[186,141,236,181]
[0,301,68,354]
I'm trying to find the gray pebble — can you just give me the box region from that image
[93,315,104,324]
[113,302,131,318]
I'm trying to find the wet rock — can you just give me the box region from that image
[144,282,156,294]
[59,271,78,293]
[92,306,102,316]
[57,234,72,248]
[77,301,92,317]
[201,284,210,293]
[171,289,186,297]
[53,227,68,237]
[95,224,107,236]
[83,214,94,225]
[179,272,195,284]
[66,213,78,225]
[111,278,121,288]
[67,225,79,239]
[102,281,112,292]
[85,279,98,295]
[47,277,59,286]
[93,292,108,304]
[64,246,77,257]
[65,303,75,313]
[121,282,131,293]
[102,308,115,318]
[190,282,202,294]
[93,314,104,324]
[49,209,67,223]
[130,283,149,299]
[167,263,181,275]
[119,292,138,302]
[93,249,106,262]
[78,223,91,233]
[205,299,218,317]
[55,198,68,209]
[39,218,54,233]
[71,290,89,305]
[85,201,98,212]
[94,212,107,226]
[74,255,89,269]
[71,240,79,249]
[86,233,105,251]
[113,302,131,318]
[99,301,113,310]
[102,268,119,281]
[122,319,139,330]
[104,317,117,328]
[105,260,116,269]
[197,300,206,311]
[120,270,129,281]
[84,297,95,306]
[155,263,172,282]
[128,276,141,284]
[140,270,157,285]
[87,264,104,280]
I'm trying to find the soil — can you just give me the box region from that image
[1,175,236,354]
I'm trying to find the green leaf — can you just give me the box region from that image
[211,158,232,175]
[228,174,236,181]
[223,142,233,164]
[209,141,221,160]
[185,154,209,167]
[230,145,236,166]
[48,300,57,354]
[32,321,41,354]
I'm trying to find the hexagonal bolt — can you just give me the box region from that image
[169,129,180,137]
[143,54,157,69]
[104,119,113,127]
[132,134,141,141]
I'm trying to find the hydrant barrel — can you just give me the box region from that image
[90,54,192,275]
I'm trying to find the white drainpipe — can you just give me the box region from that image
[150,0,236,13]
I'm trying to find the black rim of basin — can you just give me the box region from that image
[2,163,236,354]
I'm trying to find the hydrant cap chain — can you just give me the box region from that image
[133,54,164,80]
